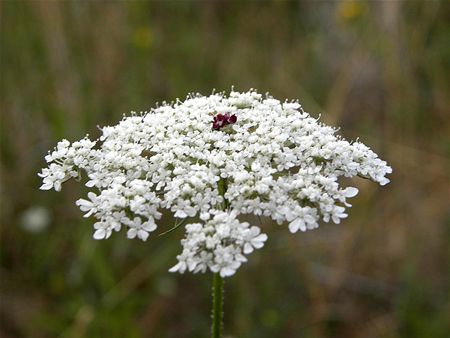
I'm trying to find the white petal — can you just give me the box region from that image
[288,221,299,233]
[76,199,93,210]
[304,214,316,224]
[37,172,47,178]
[343,187,359,198]
[379,177,390,186]
[104,229,112,239]
[40,183,53,190]
[138,230,149,241]
[220,267,235,277]
[169,262,183,273]
[143,222,157,232]
[127,228,137,239]
[174,210,187,218]
[187,261,197,271]
[93,228,106,240]
[243,243,253,254]
[289,218,305,233]
[54,181,62,192]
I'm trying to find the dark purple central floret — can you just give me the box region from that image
[212,113,237,130]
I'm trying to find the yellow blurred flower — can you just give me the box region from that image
[133,26,154,49]
[337,1,365,23]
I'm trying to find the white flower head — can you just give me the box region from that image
[39,89,391,277]
[169,211,267,278]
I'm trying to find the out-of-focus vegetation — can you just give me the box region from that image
[1,1,449,337]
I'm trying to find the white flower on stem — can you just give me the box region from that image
[126,217,157,241]
[169,212,267,277]
[39,89,391,277]
[76,192,98,218]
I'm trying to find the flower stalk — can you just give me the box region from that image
[211,178,227,337]
[38,89,392,336]
[211,272,224,338]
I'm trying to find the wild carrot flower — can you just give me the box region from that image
[39,89,391,278]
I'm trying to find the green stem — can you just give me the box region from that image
[217,177,229,210]
[211,272,224,338]
[211,177,227,338]
[211,178,229,338]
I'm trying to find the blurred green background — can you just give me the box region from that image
[1,1,449,337]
